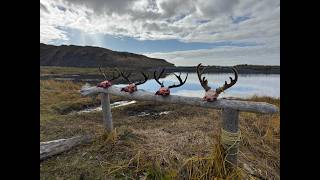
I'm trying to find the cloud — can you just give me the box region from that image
[40,0,279,65]
[144,43,280,66]
[40,0,279,43]
[64,0,137,15]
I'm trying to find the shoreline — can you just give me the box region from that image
[149,64,280,74]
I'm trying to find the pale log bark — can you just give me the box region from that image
[80,86,279,114]
[40,135,93,161]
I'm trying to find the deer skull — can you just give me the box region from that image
[203,89,219,102]
[118,70,148,93]
[121,83,137,93]
[155,87,170,96]
[97,80,113,88]
[96,66,120,89]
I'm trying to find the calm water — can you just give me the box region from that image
[115,73,280,98]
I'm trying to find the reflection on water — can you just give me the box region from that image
[115,73,280,98]
[76,101,136,114]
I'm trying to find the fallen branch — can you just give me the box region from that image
[80,86,279,114]
[40,135,93,161]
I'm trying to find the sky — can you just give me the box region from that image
[40,0,280,66]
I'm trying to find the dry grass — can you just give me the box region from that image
[40,66,103,75]
[40,79,280,179]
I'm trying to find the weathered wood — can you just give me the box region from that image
[221,108,239,167]
[101,93,113,132]
[80,86,279,114]
[40,135,93,161]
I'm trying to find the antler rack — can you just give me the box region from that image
[99,66,120,81]
[117,69,148,85]
[154,69,188,89]
[196,63,238,94]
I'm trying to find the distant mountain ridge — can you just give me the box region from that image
[160,64,280,74]
[40,43,174,69]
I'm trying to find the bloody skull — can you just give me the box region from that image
[196,63,238,102]
[118,70,148,93]
[203,89,219,102]
[97,80,113,88]
[155,87,170,96]
[96,66,120,88]
[121,83,138,93]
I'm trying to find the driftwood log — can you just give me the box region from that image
[40,135,93,161]
[80,86,278,114]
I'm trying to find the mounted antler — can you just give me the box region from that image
[154,68,165,87]
[118,70,132,83]
[97,66,120,88]
[118,69,149,93]
[215,68,238,94]
[168,72,188,88]
[196,63,238,102]
[196,63,212,92]
[154,69,188,96]
[135,72,148,86]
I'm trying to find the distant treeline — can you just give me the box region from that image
[148,64,280,74]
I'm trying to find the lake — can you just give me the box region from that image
[115,73,280,98]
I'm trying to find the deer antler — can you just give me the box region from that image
[109,70,121,81]
[196,63,211,91]
[117,68,148,86]
[117,69,132,83]
[215,67,238,94]
[168,72,188,89]
[99,66,107,80]
[135,72,149,86]
[99,66,120,81]
[154,68,165,87]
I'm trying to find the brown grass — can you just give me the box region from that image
[40,80,280,179]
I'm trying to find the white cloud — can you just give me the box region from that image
[40,0,280,65]
[40,0,279,43]
[144,44,280,66]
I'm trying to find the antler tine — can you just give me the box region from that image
[168,73,188,89]
[153,71,162,86]
[135,72,149,86]
[216,67,238,94]
[158,68,165,78]
[122,72,132,83]
[154,68,165,87]
[114,68,130,83]
[108,69,121,81]
[98,66,107,80]
[196,63,211,91]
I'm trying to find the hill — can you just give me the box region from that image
[40,43,174,69]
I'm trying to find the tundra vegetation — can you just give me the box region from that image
[40,68,280,179]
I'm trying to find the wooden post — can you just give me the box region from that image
[101,93,113,132]
[221,108,240,168]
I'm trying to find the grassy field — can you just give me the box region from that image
[41,66,100,75]
[40,66,141,76]
[40,66,163,84]
[40,79,280,179]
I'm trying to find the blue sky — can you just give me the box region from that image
[40,0,280,66]
[53,27,259,54]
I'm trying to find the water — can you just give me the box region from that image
[75,100,136,114]
[115,73,280,98]
[75,100,172,117]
